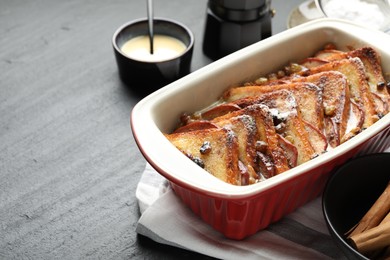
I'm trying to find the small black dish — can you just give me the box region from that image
[112,18,194,97]
[322,153,390,260]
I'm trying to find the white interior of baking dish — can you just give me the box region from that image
[131,18,390,199]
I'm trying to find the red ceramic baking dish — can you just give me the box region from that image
[131,18,390,240]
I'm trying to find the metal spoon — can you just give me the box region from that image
[147,0,154,54]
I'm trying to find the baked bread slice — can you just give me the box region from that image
[282,71,351,147]
[313,46,389,116]
[224,90,320,164]
[247,64,366,144]
[213,113,260,182]
[212,104,291,179]
[223,84,327,155]
[167,104,292,184]
[228,71,352,147]
[165,128,241,185]
[300,57,379,130]
[223,82,324,133]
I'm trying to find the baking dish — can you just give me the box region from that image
[131,18,390,240]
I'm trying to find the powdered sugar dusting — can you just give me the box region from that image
[323,0,387,30]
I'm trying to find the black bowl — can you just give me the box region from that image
[322,153,390,259]
[112,18,194,97]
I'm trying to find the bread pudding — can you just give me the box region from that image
[165,44,390,185]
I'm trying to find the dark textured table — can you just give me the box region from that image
[0,0,304,259]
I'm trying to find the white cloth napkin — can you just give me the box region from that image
[136,163,351,259]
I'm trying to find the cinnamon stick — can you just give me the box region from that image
[349,220,390,254]
[348,181,390,237]
[377,212,390,259]
[380,211,390,225]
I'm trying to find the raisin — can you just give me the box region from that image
[200,141,211,155]
[185,153,205,168]
[255,141,268,153]
[377,81,385,90]
[275,122,286,133]
[192,157,205,168]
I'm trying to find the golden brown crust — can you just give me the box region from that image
[226,90,318,164]
[166,128,241,185]
[284,71,350,147]
[212,104,291,178]
[242,104,291,175]
[213,114,259,182]
[223,82,324,133]
[315,47,389,116]
[165,44,389,186]
[304,57,379,129]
